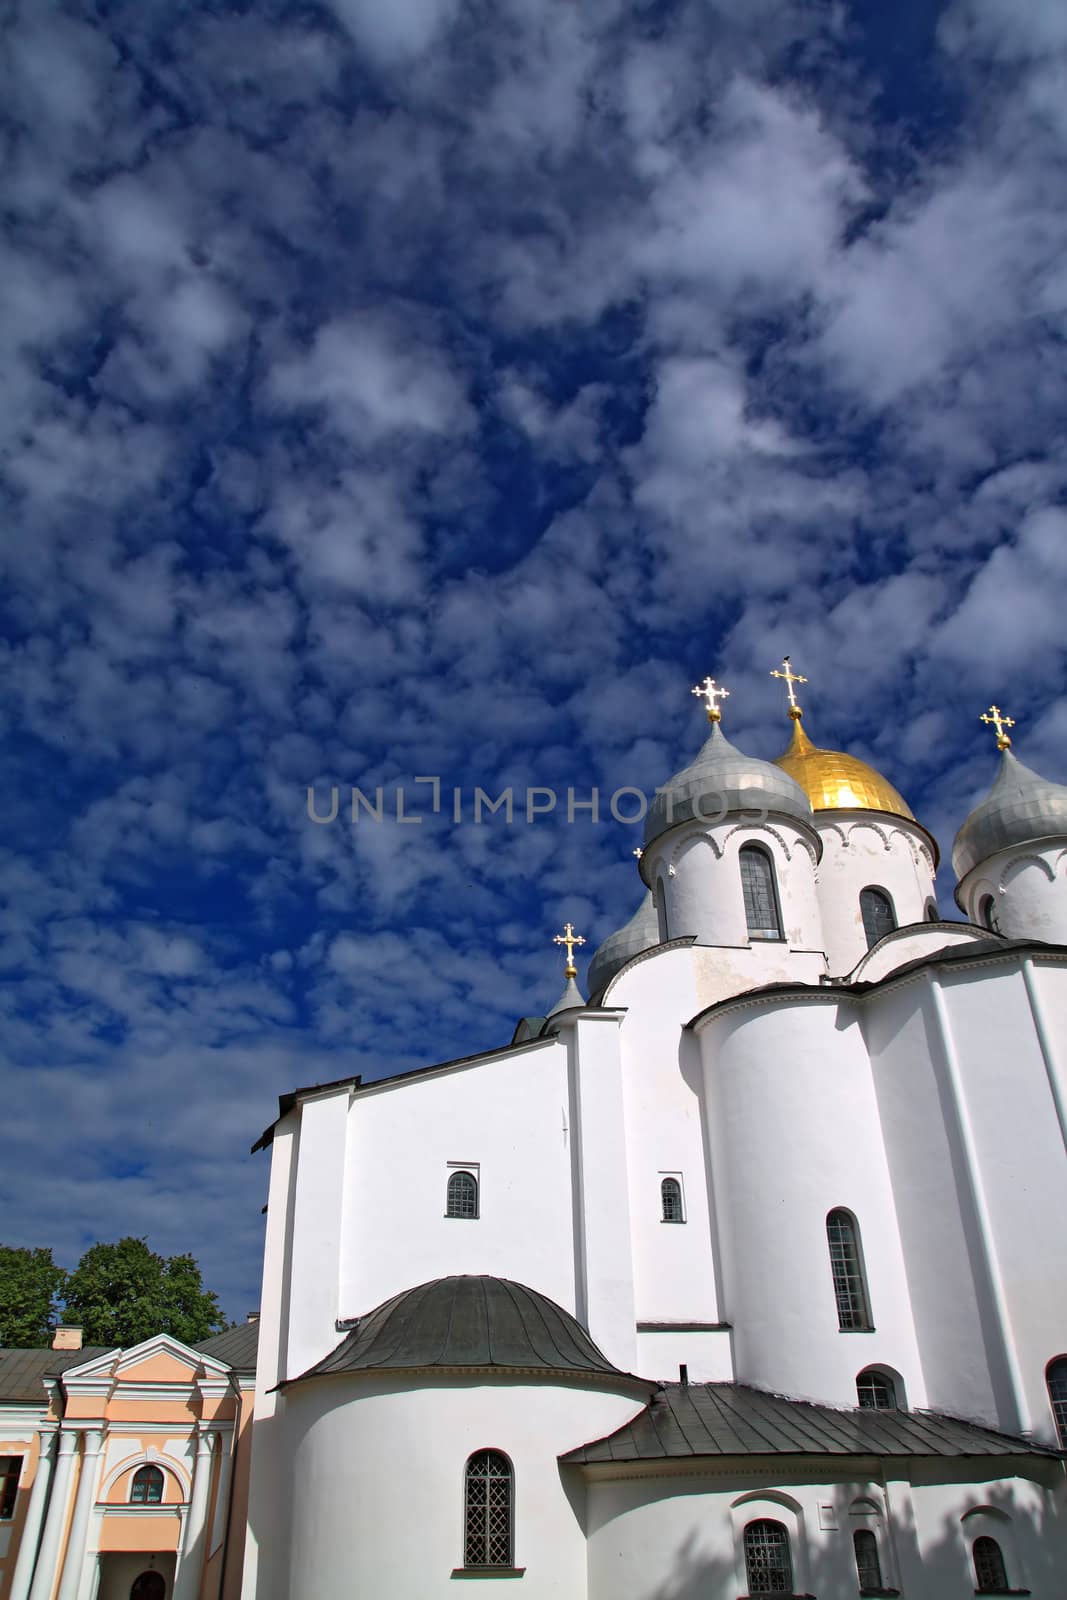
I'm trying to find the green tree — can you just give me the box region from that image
[0,1246,68,1347]
[62,1238,226,1347]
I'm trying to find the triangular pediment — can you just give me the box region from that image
[62,1332,230,1389]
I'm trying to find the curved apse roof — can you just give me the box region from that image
[289,1275,643,1386]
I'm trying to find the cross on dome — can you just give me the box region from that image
[980,705,1015,751]
[553,922,586,978]
[691,676,730,723]
[771,655,808,720]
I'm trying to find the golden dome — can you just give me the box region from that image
[774,716,915,820]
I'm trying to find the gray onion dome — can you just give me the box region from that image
[644,721,813,849]
[587,891,660,997]
[952,749,1067,881]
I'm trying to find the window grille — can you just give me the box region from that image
[0,1457,21,1520]
[979,894,1001,934]
[854,1528,883,1589]
[661,1177,684,1222]
[464,1449,512,1568]
[860,888,895,949]
[742,1518,793,1594]
[740,846,782,941]
[826,1209,872,1330]
[446,1169,478,1219]
[1046,1358,1067,1446]
[130,1465,164,1505]
[856,1368,896,1410]
[972,1535,1009,1592]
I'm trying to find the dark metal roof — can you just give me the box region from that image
[289,1276,649,1387]
[195,1321,259,1374]
[561,1383,1065,1464]
[0,1347,112,1402]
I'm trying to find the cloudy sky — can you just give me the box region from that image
[2,0,1066,1320]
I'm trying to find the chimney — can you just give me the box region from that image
[246,1312,260,1325]
[52,1326,83,1351]
[679,1363,688,1387]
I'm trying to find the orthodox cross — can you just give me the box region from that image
[691,676,730,723]
[553,921,586,978]
[980,705,1015,751]
[770,655,808,719]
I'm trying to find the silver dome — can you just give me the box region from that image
[644,721,813,849]
[587,891,660,998]
[953,749,1067,881]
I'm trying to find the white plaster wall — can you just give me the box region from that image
[644,819,822,953]
[698,1000,926,1408]
[633,1330,734,1383]
[959,841,1067,944]
[338,1039,576,1334]
[284,1375,645,1600]
[815,815,938,976]
[285,1091,350,1379]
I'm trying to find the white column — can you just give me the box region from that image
[173,1429,216,1600]
[55,1428,102,1600]
[8,1431,57,1600]
[27,1430,79,1600]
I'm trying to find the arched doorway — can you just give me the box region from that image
[130,1573,166,1600]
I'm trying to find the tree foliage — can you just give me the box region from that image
[62,1237,227,1347]
[0,1246,67,1347]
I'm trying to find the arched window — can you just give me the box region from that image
[979,894,1001,934]
[853,1528,884,1589]
[446,1170,479,1219]
[1046,1357,1067,1446]
[656,878,669,943]
[826,1209,872,1330]
[926,899,940,922]
[464,1450,512,1568]
[661,1177,684,1223]
[130,1465,164,1505]
[860,887,896,949]
[972,1535,1009,1593]
[740,846,782,941]
[856,1368,896,1410]
[130,1575,166,1600]
[743,1519,793,1594]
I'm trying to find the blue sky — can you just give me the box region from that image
[2,0,1066,1321]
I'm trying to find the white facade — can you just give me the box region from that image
[242,719,1067,1600]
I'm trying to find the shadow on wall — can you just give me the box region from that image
[638,1469,1067,1600]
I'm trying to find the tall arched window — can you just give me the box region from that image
[446,1170,479,1219]
[853,1528,884,1589]
[661,1177,684,1223]
[464,1450,513,1568]
[826,1209,872,1330]
[742,1519,793,1594]
[972,1535,1009,1593]
[979,894,1001,934]
[130,1575,166,1600]
[856,1368,896,1410]
[740,846,782,941]
[1046,1357,1067,1446]
[860,887,895,949]
[130,1465,164,1505]
[656,878,669,943]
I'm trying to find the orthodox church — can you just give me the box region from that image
[3,664,1067,1600]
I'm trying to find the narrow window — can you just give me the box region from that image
[979,894,1001,934]
[827,1209,872,1330]
[464,1449,512,1568]
[656,877,669,942]
[0,1457,21,1520]
[740,846,782,941]
[1046,1357,1067,1446]
[130,1464,164,1505]
[926,899,940,922]
[130,1576,166,1600]
[661,1177,684,1223]
[742,1518,793,1594]
[856,1368,896,1410]
[446,1169,479,1219]
[860,887,896,949]
[854,1528,884,1590]
[972,1536,1009,1593]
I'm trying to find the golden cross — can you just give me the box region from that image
[691,676,730,723]
[553,921,586,978]
[980,705,1015,751]
[770,655,808,719]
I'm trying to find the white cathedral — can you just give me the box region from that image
[242,667,1067,1600]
